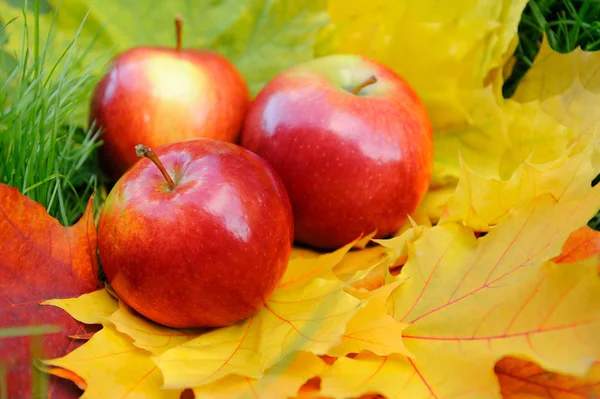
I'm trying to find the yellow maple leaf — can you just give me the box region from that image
[193,352,325,399]
[431,89,582,186]
[319,186,600,398]
[44,288,118,325]
[106,302,193,356]
[44,326,181,399]
[327,281,409,357]
[46,242,383,394]
[333,245,399,286]
[134,244,362,388]
[513,38,600,136]
[442,142,598,231]
[155,274,361,388]
[280,241,356,288]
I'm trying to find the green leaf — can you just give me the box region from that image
[0,0,331,96]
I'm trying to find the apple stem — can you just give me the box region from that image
[135,145,176,190]
[352,75,378,95]
[175,15,183,52]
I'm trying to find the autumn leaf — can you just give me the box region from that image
[193,352,326,399]
[45,289,119,326]
[319,187,600,399]
[44,325,182,399]
[106,302,194,356]
[332,245,399,290]
[0,0,330,96]
[39,366,87,392]
[155,255,362,388]
[513,37,600,136]
[281,241,357,287]
[48,261,407,397]
[553,226,600,267]
[320,352,416,399]
[45,242,370,393]
[330,219,424,293]
[442,142,598,231]
[496,357,600,399]
[45,290,185,397]
[46,288,193,356]
[0,184,99,398]
[327,281,409,358]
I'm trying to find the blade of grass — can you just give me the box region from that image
[0,1,105,226]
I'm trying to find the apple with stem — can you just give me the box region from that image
[97,139,293,328]
[90,16,249,178]
[241,55,433,250]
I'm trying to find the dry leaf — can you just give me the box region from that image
[106,302,193,355]
[48,243,369,393]
[41,366,87,391]
[442,142,598,231]
[333,245,399,288]
[553,226,600,266]
[0,184,99,399]
[432,88,584,187]
[44,326,181,399]
[496,357,600,399]
[327,281,408,357]
[514,38,600,135]
[280,241,356,288]
[320,186,600,398]
[193,352,325,399]
[45,289,118,326]
[47,289,191,356]
[155,265,362,388]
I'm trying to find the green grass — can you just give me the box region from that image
[1,3,102,394]
[0,1,102,227]
[503,0,600,97]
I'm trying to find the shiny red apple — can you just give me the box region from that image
[90,16,249,178]
[97,139,293,328]
[241,55,433,250]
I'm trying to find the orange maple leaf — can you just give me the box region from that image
[553,226,600,268]
[0,184,100,398]
[496,357,600,398]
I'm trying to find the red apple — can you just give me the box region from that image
[90,16,249,178]
[97,139,293,328]
[241,55,433,250]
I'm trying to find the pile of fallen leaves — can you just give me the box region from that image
[2,0,600,398]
